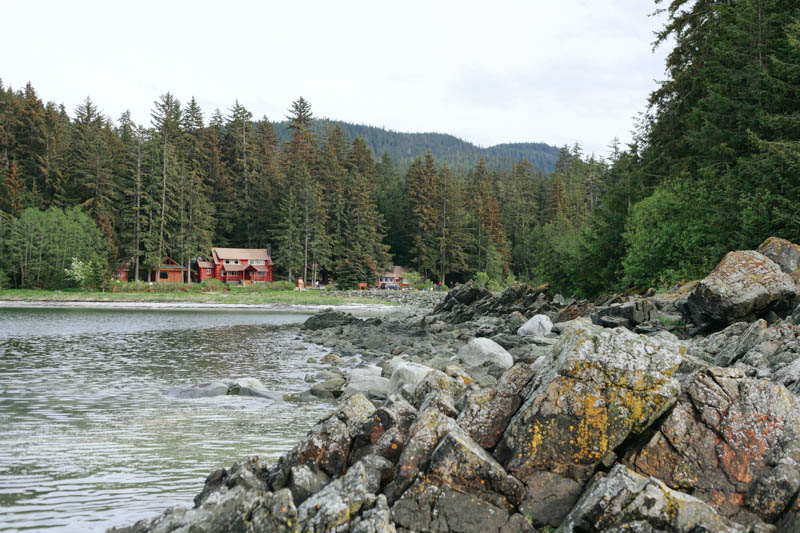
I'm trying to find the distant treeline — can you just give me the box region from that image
[1,0,798,294]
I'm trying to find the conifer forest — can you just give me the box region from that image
[1,0,799,294]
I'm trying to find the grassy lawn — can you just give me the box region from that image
[0,288,390,306]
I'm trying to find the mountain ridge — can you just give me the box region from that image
[272,119,560,174]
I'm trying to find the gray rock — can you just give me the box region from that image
[343,369,391,400]
[320,352,345,364]
[388,361,432,395]
[505,311,528,333]
[310,377,345,398]
[517,314,553,336]
[268,394,376,489]
[351,494,396,533]
[758,236,800,274]
[458,363,536,449]
[288,464,330,505]
[385,406,457,502]
[557,464,748,533]
[303,309,360,330]
[297,462,374,532]
[457,337,514,369]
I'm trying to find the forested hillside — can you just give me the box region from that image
[1,0,798,295]
[272,120,560,174]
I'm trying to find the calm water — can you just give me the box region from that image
[0,306,335,532]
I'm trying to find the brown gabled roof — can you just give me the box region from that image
[222,264,246,272]
[211,247,273,265]
[159,257,188,271]
[197,261,214,269]
[246,264,268,272]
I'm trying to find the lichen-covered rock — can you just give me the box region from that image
[682,250,797,329]
[457,337,514,369]
[110,486,297,533]
[412,369,465,408]
[557,464,748,533]
[624,366,800,524]
[384,407,458,502]
[758,237,800,275]
[457,363,536,449]
[517,314,553,337]
[351,494,397,533]
[268,394,375,489]
[288,464,330,505]
[194,456,270,507]
[297,462,375,532]
[494,320,683,527]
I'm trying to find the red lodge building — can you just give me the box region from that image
[197,247,273,284]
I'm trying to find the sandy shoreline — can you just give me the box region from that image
[0,299,401,316]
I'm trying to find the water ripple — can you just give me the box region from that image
[0,307,333,532]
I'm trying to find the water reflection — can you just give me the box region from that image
[0,307,333,532]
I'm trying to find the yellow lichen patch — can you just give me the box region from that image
[574,393,609,464]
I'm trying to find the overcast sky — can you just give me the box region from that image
[2,0,669,156]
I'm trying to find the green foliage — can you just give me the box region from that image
[200,278,226,292]
[472,271,489,289]
[403,271,423,289]
[242,280,295,292]
[621,184,722,289]
[65,256,111,290]
[0,207,107,288]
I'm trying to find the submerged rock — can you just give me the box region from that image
[163,378,283,401]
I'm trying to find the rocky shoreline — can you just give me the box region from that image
[112,237,800,533]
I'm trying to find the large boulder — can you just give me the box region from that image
[457,337,514,369]
[624,366,800,524]
[758,237,800,275]
[457,363,536,449]
[557,464,748,533]
[391,429,531,533]
[493,320,683,527]
[682,250,797,330]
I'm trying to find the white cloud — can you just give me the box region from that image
[1,0,669,156]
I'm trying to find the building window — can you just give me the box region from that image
[159,272,168,280]
[205,269,211,274]
[224,259,240,265]
[251,260,264,265]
